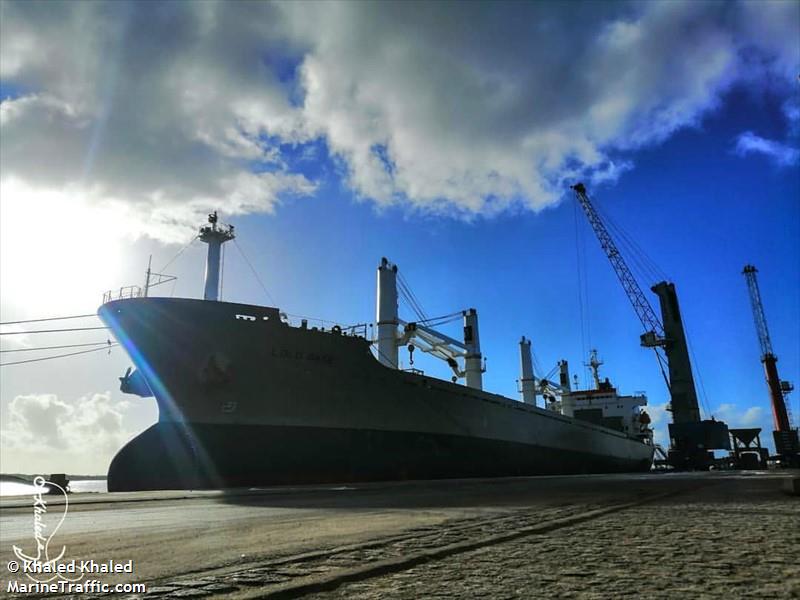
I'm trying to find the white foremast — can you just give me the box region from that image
[199,212,235,302]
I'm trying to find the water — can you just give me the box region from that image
[0,481,37,497]
[69,479,108,493]
[0,479,107,497]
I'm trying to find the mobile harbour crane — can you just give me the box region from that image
[571,183,730,469]
[742,265,799,467]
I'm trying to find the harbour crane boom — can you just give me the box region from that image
[743,265,775,358]
[571,183,664,341]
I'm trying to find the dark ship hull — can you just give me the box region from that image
[100,297,654,492]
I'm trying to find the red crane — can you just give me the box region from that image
[742,265,799,465]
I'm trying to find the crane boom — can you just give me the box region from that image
[571,184,665,340]
[743,265,774,358]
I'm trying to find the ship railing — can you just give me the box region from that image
[342,323,369,338]
[284,314,369,340]
[102,285,144,304]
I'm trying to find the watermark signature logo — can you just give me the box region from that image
[10,476,83,584]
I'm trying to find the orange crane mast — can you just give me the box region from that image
[742,265,799,465]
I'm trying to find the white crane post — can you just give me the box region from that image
[519,336,536,405]
[463,308,483,390]
[198,212,235,302]
[559,360,574,416]
[376,258,399,368]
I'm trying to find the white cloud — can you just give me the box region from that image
[646,401,670,449]
[283,0,797,213]
[714,402,768,429]
[739,406,766,428]
[1,392,137,474]
[0,1,316,242]
[0,324,32,350]
[733,131,799,167]
[784,99,800,127]
[1,0,798,237]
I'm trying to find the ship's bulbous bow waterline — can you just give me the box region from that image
[100,298,653,492]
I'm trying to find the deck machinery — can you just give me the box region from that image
[742,265,799,466]
[571,183,729,469]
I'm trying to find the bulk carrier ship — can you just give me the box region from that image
[99,214,654,491]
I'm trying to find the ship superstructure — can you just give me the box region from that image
[530,348,652,443]
[561,350,652,442]
[99,213,654,491]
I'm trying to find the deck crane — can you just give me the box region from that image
[571,183,729,469]
[742,265,799,466]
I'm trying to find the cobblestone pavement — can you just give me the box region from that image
[308,476,800,599]
[5,472,796,599]
[94,505,599,599]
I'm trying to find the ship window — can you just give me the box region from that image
[235,314,256,321]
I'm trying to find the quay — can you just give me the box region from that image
[1,471,798,598]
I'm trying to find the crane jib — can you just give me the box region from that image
[571,185,664,340]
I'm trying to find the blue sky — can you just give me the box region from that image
[1,0,798,472]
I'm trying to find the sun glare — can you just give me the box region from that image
[0,178,129,315]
